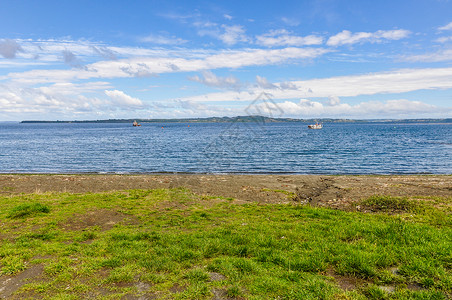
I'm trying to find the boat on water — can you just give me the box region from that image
[132,120,141,127]
[308,123,322,129]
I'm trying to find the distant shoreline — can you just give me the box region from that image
[19,116,452,124]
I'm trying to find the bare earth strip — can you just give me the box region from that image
[0,174,450,209]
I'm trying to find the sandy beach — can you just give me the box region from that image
[1,174,450,209]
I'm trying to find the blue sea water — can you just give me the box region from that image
[0,122,451,174]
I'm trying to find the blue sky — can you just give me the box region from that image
[1,0,452,120]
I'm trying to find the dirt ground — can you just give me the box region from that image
[0,174,450,209]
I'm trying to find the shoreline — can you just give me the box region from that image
[1,174,450,209]
[0,171,449,175]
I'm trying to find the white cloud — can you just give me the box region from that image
[224,14,233,20]
[279,81,299,90]
[0,39,23,58]
[62,49,84,68]
[256,29,323,47]
[438,21,452,31]
[402,48,452,62]
[219,25,249,45]
[249,98,446,119]
[328,95,340,106]
[92,46,117,60]
[4,47,329,84]
[177,67,452,102]
[436,36,452,43]
[10,39,200,65]
[105,90,144,107]
[196,23,249,45]
[140,34,187,45]
[0,82,113,117]
[255,76,278,89]
[327,29,410,46]
[188,70,242,90]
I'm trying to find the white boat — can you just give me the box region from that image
[308,123,322,129]
[132,120,141,127]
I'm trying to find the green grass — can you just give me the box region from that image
[0,189,450,299]
[7,202,50,218]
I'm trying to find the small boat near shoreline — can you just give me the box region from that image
[133,120,141,127]
[308,123,322,129]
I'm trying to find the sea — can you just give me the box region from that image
[0,121,451,174]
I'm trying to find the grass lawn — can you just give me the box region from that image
[0,189,450,299]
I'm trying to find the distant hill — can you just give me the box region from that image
[20,116,452,124]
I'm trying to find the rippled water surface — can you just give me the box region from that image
[0,122,451,174]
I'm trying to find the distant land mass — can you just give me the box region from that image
[20,116,452,124]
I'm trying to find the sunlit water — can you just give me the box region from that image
[0,122,450,174]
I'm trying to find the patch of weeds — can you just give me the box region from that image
[176,282,210,299]
[360,195,422,213]
[105,264,137,283]
[335,252,377,279]
[391,289,449,300]
[75,231,97,242]
[100,257,122,268]
[7,202,50,218]
[226,285,242,298]
[49,292,79,300]
[44,258,72,276]
[1,186,15,192]
[360,284,386,300]
[139,255,176,272]
[170,247,199,262]
[22,282,53,294]
[139,272,167,284]
[184,268,209,283]
[286,254,327,273]
[285,275,340,300]
[208,257,258,279]
[0,256,26,275]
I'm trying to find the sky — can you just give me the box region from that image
[1,0,452,121]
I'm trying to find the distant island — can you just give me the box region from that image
[20,116,452,124]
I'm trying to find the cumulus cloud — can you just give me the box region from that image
[105,90,144,107]
[219,25,249,45]
[251,98,445,119]
[0,82,113,117]
[0,39,23,58]
[327,29,410,46]
[196,23,249,45]
[188,70,242,90]
[256,29,323,47]
[177,67,452,103]
[438,22,452,31]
